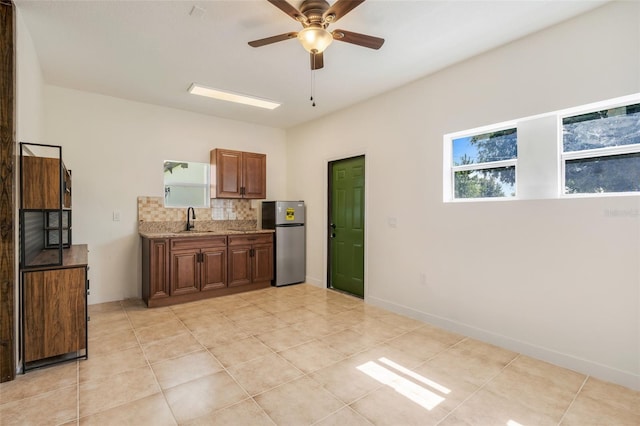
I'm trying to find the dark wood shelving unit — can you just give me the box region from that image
[19,143,88,372]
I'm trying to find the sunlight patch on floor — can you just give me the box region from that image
[357,358,449,410]
[378,357,451,395]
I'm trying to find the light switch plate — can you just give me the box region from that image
[113,210,121,221]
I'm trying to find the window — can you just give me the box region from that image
[163,161,210,208]
[444,93,640,202]
[562,103,640,194]
[451,128,518,199]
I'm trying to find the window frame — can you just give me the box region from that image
[448,125,518,201]
[559,101,640,197]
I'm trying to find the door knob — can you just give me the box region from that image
[330,233,336,238]
[330,223,336,229]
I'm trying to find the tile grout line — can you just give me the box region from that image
[126,302,181,425]
[215,296,315,424]
[337,334,467,421]
[168,295,285,423]
[220,292,366,424]
[434,353,522,426]
[240,299,427,422]
[556,375,589,426]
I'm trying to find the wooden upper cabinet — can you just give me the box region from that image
[22,156,72,209]
[242,151,267,199]
[210,149,266,199]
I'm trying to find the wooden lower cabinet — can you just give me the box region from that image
[170,249,200,296]
[228,234,273,287]
[142,233,272,307]
[22,252,88,367]
[170,246,227,295]
[253,243,274,283]
[201,247,227,291]
[142,238,170,302]
[228,245,251,287]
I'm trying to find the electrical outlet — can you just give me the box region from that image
[113,210,121,221]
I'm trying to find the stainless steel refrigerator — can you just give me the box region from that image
[261,201,305,286]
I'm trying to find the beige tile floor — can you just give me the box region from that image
[1,284,638,425]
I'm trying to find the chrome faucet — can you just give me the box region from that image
[186,207,196,231]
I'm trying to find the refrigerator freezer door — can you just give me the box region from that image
[275,201,305,226]
[275,225,306,286]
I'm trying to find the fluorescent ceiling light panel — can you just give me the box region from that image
[188,83,280,110]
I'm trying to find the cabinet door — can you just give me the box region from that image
[23,267,86,363]
[228,245,252,287]
[201,247,227,291]
[252,243,274,283]
[22,156,61,209]
[213,149,243,198]
[242,152,266,199]
[148,239,170,300]
[170,249,200,296]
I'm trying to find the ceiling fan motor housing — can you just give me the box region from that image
[300,0,332,27]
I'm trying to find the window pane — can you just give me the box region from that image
[565,153,640,194]
[452,129,517,166]
[454,166,516,199]
[563,103,640,152]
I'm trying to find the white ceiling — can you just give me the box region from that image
[16,0,608,129]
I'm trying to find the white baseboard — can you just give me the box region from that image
[304,275,324,288]
[367,295,640,392]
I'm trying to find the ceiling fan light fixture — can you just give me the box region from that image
[297,26,333,53]
[188,83,281,110]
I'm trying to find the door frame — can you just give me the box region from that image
[325,151,369,299]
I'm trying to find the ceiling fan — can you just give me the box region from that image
[248,0,385,70]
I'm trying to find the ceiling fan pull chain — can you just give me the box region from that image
[310,64,316,107]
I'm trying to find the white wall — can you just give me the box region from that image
[16,8,45,143]
[286,1,640,390]
[44,87,287,304]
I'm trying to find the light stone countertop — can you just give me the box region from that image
[139,229,274,239]
[138,219,273,239]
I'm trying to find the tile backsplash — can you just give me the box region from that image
[137,196,258,227]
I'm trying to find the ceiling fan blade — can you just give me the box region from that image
[267,0,306,23]
[248,32,298,47]
[324,0,365,23]
[332,29,384,49]
[310,51,324,70]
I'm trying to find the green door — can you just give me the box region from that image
[329,156,365,298]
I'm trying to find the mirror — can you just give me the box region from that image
[163,160,210,208]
